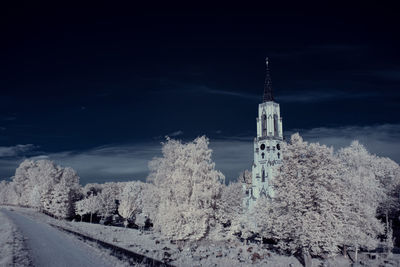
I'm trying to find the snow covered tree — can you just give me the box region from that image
[148,136,224,241]
[137,182,159,224]
[82,183,103,197]
[13,160,60,207]
[215,181,243,228]
[96,183,119,219]
[12,160,80,218]
[337,141,386,258]
[46,180,75,219]
[75,194,100,223]
[256,133,348,257]
[0,181,19,205]
[118,181,145,227]
[0,180,7,204]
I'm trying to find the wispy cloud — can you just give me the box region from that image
[167,130,184,137]
[0,144,36,158]
[198,87,259,100]
[190,85,378,103]
[0,116,17,121]
[369,69,400,81]
[277,90,377,103]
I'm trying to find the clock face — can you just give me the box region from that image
[277,143,280,150]
[260,144,265,150]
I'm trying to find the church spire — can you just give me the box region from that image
[263,57,274,102]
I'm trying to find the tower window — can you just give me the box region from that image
[261,153,265,159]
[262,170,265,182]
[274,114,278,136]
[262,114,267,137]
[277,152,280,159]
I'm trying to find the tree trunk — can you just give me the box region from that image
[343,246,347,258]
[303,249,312,267]
[386,211,389,241]
[80,215,83,222]
[355,246,358,262]
[90,213,93,224]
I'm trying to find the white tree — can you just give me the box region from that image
[46,180,74,219]
[239,169,252,187]
[337,141,385,260]
[253,134,349,259]
[215,181,243,229]
[137,182,159,225]
[118,181,146,227]
[75,194,100,223]
[0,181,19,205]
[13,160,60,207]
[96,182,119,219]
[12,160,80,218]
[148,136,224,241]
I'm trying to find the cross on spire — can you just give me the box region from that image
[263,57,274,102]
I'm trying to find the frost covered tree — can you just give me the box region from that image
[255,134,349,258]
[12,160,80,218]
[118,181,145,227]
[239,170,252,186]
[96,183,119,219]
[148,136,224,241]
[117,181,159,227]
[215,181,243,230]
[13,160,60,207]
[46,180,74,219]
[137,182,159,224]
[250,135,386,259]
[337,141,386,258]
[75,194,100,223]
[0,181,19,205]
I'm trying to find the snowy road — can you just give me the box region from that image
[1,209,116,267]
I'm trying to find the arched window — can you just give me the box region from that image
[274,114,278,136]
[262,114,267,137]
[277,152,280,159]
[261,152,265,159]
[262,169,265,182]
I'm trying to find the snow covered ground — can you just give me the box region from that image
[2,205,400,267]
[2,206,303,266]
[0,209,31,267]
[0,207,137,267]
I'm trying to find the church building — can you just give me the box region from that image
[243,58,283,209]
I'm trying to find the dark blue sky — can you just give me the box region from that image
[1,3,400,183]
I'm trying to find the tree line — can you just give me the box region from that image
[1,134,399,261]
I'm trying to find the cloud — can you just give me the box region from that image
[0,144,36,157]
[287,124,400,163]
[370,69,400,81]
[209,139,253,182]
[0,124,399,184]
[199,88,259,100]
[0,116,17,121]
[36,144,163,184]
[277,90,377,103]
[191,86,377,103]
[167,130,184,137]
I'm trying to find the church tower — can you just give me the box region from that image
[244,57,283,209]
